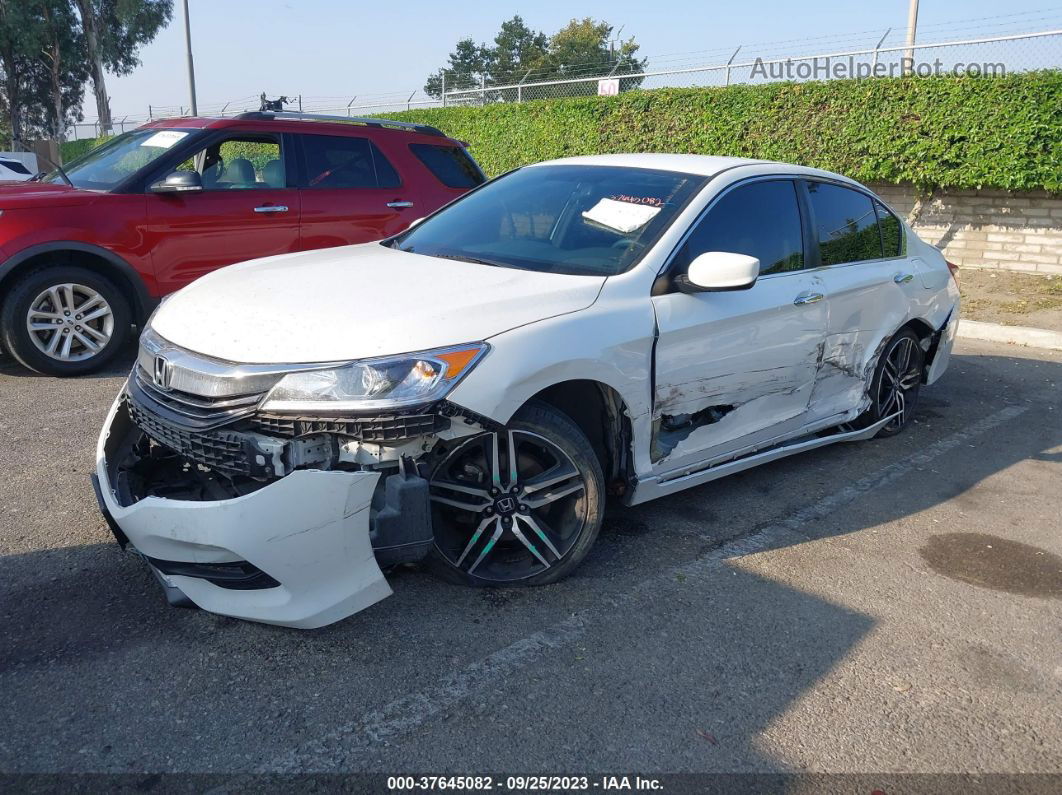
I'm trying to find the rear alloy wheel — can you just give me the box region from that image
[862,329,924,438]
[428,402,604,586]
[1,265,131,376]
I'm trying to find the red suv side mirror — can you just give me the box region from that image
[150,171,203,194]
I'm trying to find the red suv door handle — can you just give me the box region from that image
[386,200,414,209]
[254,205,288,214]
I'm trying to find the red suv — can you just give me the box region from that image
[0,112,485,375]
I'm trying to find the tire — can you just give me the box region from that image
[0,264,132,376]
[857,328,924,438]
[427,400,605,587]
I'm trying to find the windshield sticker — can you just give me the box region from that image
[581,197,662,234]
[142,130,189,149]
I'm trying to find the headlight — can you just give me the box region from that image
[260,343,488,412]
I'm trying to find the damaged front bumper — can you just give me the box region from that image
[94,392,439,629]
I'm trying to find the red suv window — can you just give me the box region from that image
[409,144,485,189]
[299,134,401,189]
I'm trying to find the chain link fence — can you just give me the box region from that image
[66,28,1062,141]
[443,29,1062,106]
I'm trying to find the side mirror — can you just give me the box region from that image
[150,170,203,194]
[679,251,760,293]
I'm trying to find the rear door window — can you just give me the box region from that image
[298,135,401,189]
[875,201,906,258]
[409,144,485,189]
[674,179,805,276]
[806,181,883,265]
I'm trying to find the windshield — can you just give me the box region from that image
[391,164,705,277]
[44,128,194,191]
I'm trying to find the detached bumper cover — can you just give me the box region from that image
[95,396,392,629]
[926,307,958,386]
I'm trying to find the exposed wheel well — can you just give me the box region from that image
[899,317,942,378]
[527,380,633,497]
[901,317,935,342]
[0,249,147,322]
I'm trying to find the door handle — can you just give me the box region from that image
[793,292,824,306]
[254,205,288,214]
[386,200,414,209]
[894,272,914,284]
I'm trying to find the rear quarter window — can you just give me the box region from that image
[409,144,485,189]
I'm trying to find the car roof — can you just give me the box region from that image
[138,114,460,145]
[528,153,861,186]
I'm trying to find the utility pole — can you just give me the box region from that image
[182,0,198,115]
[904,0,920,76]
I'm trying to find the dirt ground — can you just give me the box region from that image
[959,268,1062,332]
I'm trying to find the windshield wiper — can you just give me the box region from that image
[427,252,505,268]
[20,144,73,187]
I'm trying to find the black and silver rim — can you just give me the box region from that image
[877,336,921,432]
[26,283,114,362]
[430,430,587,582]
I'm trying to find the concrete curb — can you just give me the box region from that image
[957,319,1062,351]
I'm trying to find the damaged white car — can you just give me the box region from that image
[93,154,960,628]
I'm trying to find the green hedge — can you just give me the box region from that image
[61,136,110,163]
[390,72,1062,191]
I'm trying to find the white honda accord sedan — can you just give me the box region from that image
[93,154,960,628]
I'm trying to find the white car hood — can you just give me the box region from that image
[150,243,605,364]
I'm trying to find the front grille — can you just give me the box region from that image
[127,398,255,477]
[252,412,448,441]
[132,367,266,431]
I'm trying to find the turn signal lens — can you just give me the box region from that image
[436,347,481,379]
[946,260,960,282]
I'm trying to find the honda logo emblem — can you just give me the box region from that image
[153,355,174,391]
[495,496,517,514]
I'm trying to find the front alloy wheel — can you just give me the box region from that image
[428,402,604,586]
[1,264,131,376]
[26,283,114,362]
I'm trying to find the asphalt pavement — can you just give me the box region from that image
[0,339,1059,777]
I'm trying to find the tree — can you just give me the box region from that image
[74,0,173,135]
[424,37,491,99]
[424,15,645,102]
[39,0,87,140]
[0,0,43,148]
[488,15,548,86]
[531,18,646,98]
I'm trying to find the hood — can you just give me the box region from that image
[0,182,92,208]
[151,243,605,364]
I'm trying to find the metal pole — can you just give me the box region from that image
[346,97,357,117]
[517,69,532,103]
[298,95,302,112]
[148,104,153,120]
[407,90,415,111]
[182,0,198,115]
[725,46,741,86]
[904,0,920,75]
[872,27,891,70]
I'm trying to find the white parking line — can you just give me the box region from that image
[266,402,1029,773]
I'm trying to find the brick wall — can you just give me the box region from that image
[869,183,1062,276]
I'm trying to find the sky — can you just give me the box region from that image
[99,0,1062,123]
